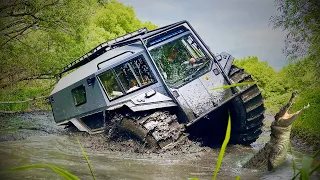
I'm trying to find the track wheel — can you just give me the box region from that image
[228,65,266,145]
[119,111,185,149]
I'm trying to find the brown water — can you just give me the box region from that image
[0,111,318,180]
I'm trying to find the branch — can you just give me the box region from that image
[0,1,24,13]
[0,23,35,36]
[0,95,47,104]
[0,21,36,47]
[0,73,56,89]
[0,20,26,32]
[0,110,22,114]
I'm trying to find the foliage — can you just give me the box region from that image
[234,56,320,145]
[271,0,320,60]
[0,0,157,112]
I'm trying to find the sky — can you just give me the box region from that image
[118,0,288,70]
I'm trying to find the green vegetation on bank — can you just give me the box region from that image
[266,0,320,146]
[234,56,320,146]
[0,0,156,112]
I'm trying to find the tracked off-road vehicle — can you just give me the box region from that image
[49,21,265,148]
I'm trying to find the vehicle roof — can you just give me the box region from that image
[50,43,144,95]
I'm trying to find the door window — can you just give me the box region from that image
[71,85,86,106]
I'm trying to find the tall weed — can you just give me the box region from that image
[212,112,231,180]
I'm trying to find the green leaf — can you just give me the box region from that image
[187,178,199,180]
[210,82,256,91]
[0,164,80,180]
[235,176,241,180]
[212,112,231,180]
[76,137,96,180]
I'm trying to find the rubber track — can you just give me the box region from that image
[119,111,185,149]
[228,65,266,144]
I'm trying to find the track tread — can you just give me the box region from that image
[119,111,184,149]
[229,66,244,77]
[228,65,265,144]
[243,90,262,104]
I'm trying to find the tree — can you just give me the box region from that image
[0,0,157,111]
[271,0,320,60]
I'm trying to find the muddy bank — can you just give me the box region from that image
[0,111,64,142]
[0,111,319,180]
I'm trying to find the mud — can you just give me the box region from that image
[0,111,319,180]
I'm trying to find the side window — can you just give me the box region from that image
[99,70,123,100]
[71,85,86,106]
[129,57,156,86]
[98,55,156,100]
[114,63,141,93]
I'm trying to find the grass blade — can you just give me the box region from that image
[212,112,231,180]
[291,148,320,180]
[187,178,199,180]
[210,82,256,91]
[309,161,320,176]
[0,163,80,180]
[300,156,312,180]
[289,142,297,176]
[312,149,320,158]
[76,137,96,180]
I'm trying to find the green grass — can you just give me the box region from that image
[210,82,256,91]
[77,137,96,180]
[291,149,320,180]
[289,142,298,176]
[0,163,80,180]
[290,88,320,147]
[0,79,54,112]
[212,112,231,180]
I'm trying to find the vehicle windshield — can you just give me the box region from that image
[149,34,211,86]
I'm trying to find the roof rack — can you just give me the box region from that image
[59,27,148,77]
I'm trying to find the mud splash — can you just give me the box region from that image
[0,111,319,179]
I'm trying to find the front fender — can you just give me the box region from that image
[216,52,235,75]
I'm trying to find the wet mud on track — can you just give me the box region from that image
[0,111,319,179]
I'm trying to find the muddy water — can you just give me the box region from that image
[0,111,318,180]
